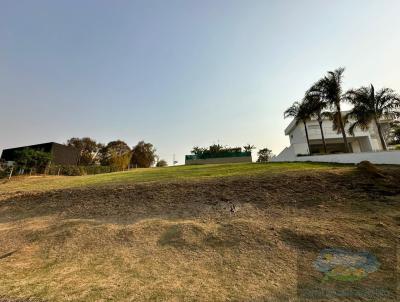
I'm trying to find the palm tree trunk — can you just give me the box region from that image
[303,120,311,155]
[374,117,387,151]
[336,104,350,153]
[318,119,327,154]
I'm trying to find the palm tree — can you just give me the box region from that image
[313,67,350,152]
[344,84,400,151]
[304,88,328,153]
[284,101,312,155]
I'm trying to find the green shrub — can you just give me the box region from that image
[83,165,119,174]
[48,165,120,176]
[13,148,52,173]
[189,144,249,160]
[0,169,8,179]
[48,165,82,176]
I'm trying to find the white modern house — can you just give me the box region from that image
[272,113,400,164]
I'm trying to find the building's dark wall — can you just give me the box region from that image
[0,142,79,165]
[1,143,53,161]
[51,143,80,165]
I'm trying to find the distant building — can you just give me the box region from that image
[1,142,79,166]
[185,151,252,165]
[273,112,391,161]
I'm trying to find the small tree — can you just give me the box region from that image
[209,144,224,154]
[14,148,52,173]
[243,144,255,153]
[388,122,400,145]
[67,137,103,165]
[131,141,157,168]
[257,148,272,163]
[0,161,8,178]
[191,146,206,156]
[108,150,132,170]
[156,159,168,167]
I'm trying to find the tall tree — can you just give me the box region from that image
[304,88,328,153]
[67,137,103,165]
[131,141,157,168]
[100,140,131,168]
[313,67,350,152]
[344,84,400,151]
[284,101,312,155]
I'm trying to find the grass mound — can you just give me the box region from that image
[356,160,385,177]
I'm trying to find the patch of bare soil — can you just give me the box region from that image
[0,166,399,301]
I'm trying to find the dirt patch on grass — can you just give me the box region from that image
[0,166,399,301]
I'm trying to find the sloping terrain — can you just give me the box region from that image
[0,163,399,301]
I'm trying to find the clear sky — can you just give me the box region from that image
[1,0,400,164]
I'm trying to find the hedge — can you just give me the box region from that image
[48,165,120,176]
[185,151,251,160]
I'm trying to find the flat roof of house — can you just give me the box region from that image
[284,112,394,136]
[1,142,62,151]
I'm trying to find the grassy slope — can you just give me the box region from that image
[0,162,344,195]
[0,162,399,302]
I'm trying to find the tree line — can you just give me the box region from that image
[0,138,165,177]
[67,138,166,169]
[284,67,400,155]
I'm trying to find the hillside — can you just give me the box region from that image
[0,162,342,196]
[0,162,399,301]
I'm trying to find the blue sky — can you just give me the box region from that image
[1,0,400,164]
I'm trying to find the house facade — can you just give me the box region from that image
[274,114,389,161]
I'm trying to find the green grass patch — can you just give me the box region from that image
[0,162,348,194]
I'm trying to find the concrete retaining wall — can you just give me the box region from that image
[185,156,252,165]
[271,151,400,165]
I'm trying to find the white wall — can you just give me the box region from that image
[288,118,385,152]
[274,146,295,160]
[359,137,373,152]
[351,140,361,153]
[271,151,400,165]
[289,123,309,155]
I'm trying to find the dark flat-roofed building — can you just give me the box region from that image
[1,142,79,165]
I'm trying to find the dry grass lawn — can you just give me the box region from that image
[0,162,399,301]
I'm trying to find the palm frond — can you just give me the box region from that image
[303,89,326,120]
[345,84,400,135]
[284,100,313,124]
[323,110,348,134]
[348,121,360,136]
[284,102,300,119]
